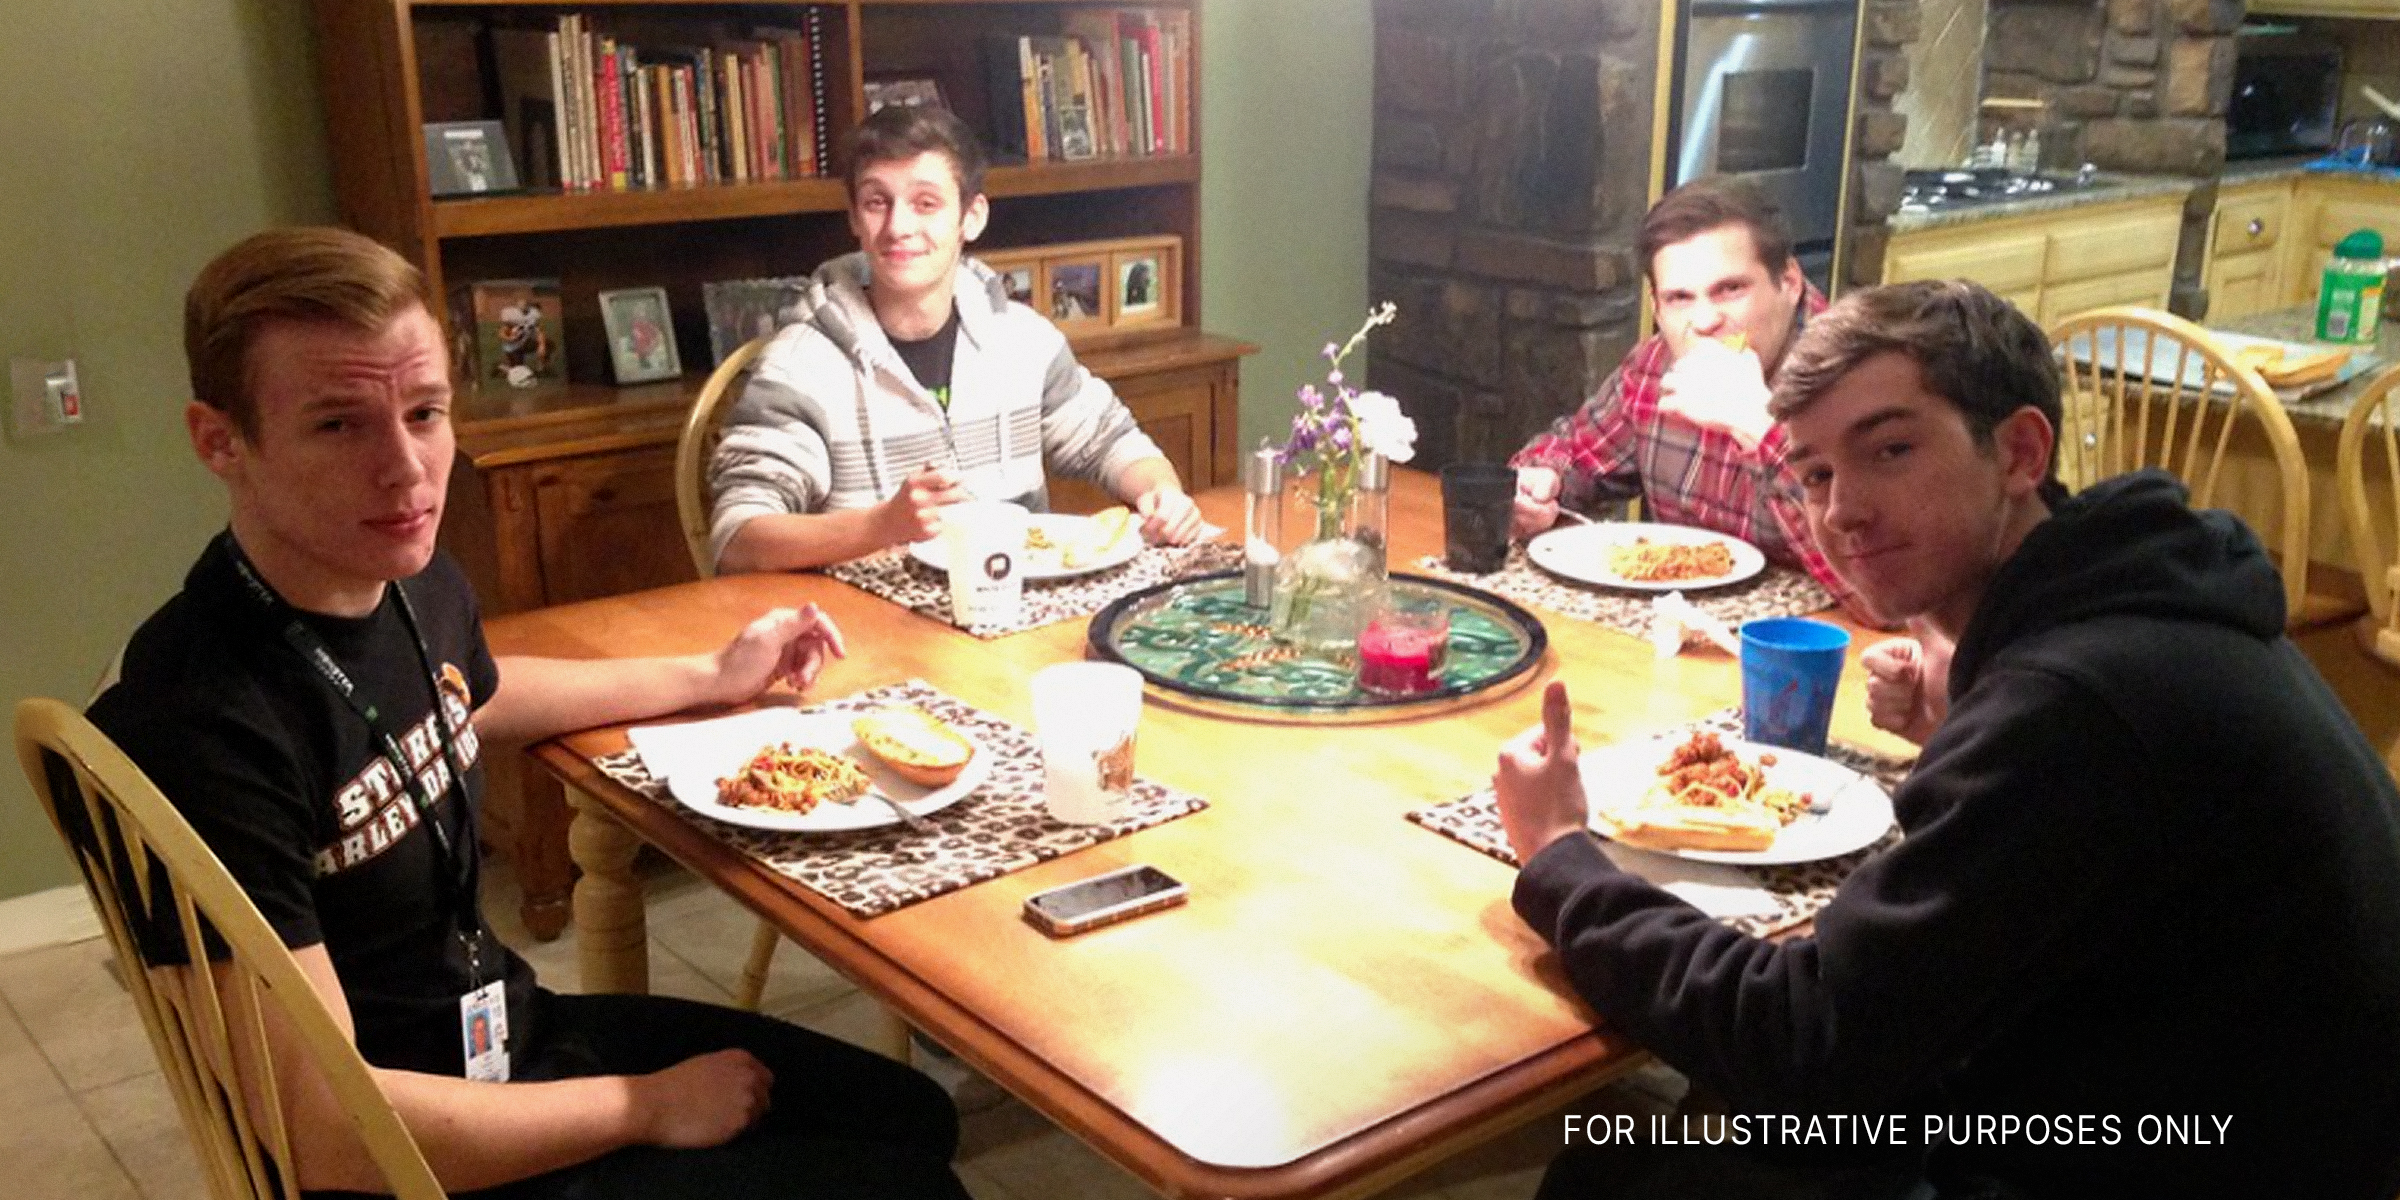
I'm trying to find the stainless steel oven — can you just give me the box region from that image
[1669,0,1860,291]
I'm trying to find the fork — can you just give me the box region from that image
[867,790,933,833]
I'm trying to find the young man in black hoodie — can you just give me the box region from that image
[1494,280,2400,1198]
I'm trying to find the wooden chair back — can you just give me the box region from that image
[2048,306,2312,619]
[2337,366,2400,655]
[14,698,445,1200]
[674,335,773,579]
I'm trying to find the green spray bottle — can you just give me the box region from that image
[2317,229,2388,345]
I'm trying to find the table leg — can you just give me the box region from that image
[568,786,648,995]
[873,1003,910,1063]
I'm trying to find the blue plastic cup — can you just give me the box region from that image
[1739,617,1851,756]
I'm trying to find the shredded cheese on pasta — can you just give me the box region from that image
[717,743,871,814]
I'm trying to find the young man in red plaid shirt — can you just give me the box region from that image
[1508,178,1858,615]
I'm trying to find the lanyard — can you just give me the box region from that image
[225,541,488,985]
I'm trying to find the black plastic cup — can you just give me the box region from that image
[1440,462,1517,574]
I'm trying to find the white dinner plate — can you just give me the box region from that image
[1580,733,1894,866]
[641,709,989,833]
[1526,522,1766,592]
[908,511,1143,581]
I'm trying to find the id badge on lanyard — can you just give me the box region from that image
[461,979,511,1081]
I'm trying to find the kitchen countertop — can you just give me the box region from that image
[2214,306,2400,428]
[2220,155,2329,186]
[1889,172,2197,233]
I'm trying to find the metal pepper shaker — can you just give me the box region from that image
[1243,441,1284,607]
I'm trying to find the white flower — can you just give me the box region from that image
[1349,390,1417,463]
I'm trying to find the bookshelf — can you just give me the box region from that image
[308,0,1247,938]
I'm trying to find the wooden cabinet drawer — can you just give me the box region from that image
[1884,230,2046,293]
[2212,191,2284,256]
[2044,207,2181,284]
[2310,196,2400,251]
[2040,269,2173,325]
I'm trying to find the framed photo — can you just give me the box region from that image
[1109,240,1180,330]
[863,76,945,115]
[598,286,684,384]
[976,236,1183,342]
[423,120,519,197]
[975,249,1044,309]
[447,278,563,389]
[1044,255,1109,335]
[701,275,812,366]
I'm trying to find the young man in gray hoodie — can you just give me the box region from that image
[709,105,1202,573]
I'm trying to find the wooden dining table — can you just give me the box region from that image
[483,468,1911,1200]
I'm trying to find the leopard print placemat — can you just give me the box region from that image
[1412,546,1833,639]
[1405,711,1910,939]
[595,680,1208,918]
[827,542,1245,638]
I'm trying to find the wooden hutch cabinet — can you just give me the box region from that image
[309,0,1247,937]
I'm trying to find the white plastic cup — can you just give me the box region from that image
[942,501,1028,628]
[1030,662,1143,825]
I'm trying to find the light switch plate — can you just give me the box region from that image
[11,357,81,438]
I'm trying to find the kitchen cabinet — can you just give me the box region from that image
[1884,191,2187,324]
[2282,176,2400,309]
[2204,180,2293,322]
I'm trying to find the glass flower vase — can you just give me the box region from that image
[1269,454,1390,656]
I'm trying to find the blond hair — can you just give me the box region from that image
[184,227,428,438]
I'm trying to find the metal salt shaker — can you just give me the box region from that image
[1243,441,1284,607]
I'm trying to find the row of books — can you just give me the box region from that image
[489,14,831,193]
[983,8,1192,164]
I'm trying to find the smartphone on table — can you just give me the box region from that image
[1023,864,1187,937]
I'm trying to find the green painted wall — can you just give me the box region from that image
[0,2,333,898]
[0,1,1372,902]
[1200,0,1375,453]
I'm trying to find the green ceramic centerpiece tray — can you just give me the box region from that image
[1085,572,1548,722]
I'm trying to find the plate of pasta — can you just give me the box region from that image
[1580,729,1892,865]
[635,708,990,833]
[1526,522,1765,592]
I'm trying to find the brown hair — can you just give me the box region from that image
[1770,279,2066,500]
[184,227,428,439]
[1637,176,1794,285]
[844,103,989,202]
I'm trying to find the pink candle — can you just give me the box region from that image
[1358,608,1450,696]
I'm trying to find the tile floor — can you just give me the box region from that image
[0,851,1684,1200]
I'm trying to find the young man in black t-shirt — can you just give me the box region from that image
[89,226,970,1199]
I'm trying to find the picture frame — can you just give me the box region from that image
[1108,239,1180,330]
[701,275,812,366]
[975,249,1044,310]
[1043,255,1110,336]
[597,286,684,384]
[974,236,1184,342]
[447,278,564,389]
[863,76,946,115]
[423,120,519,197]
